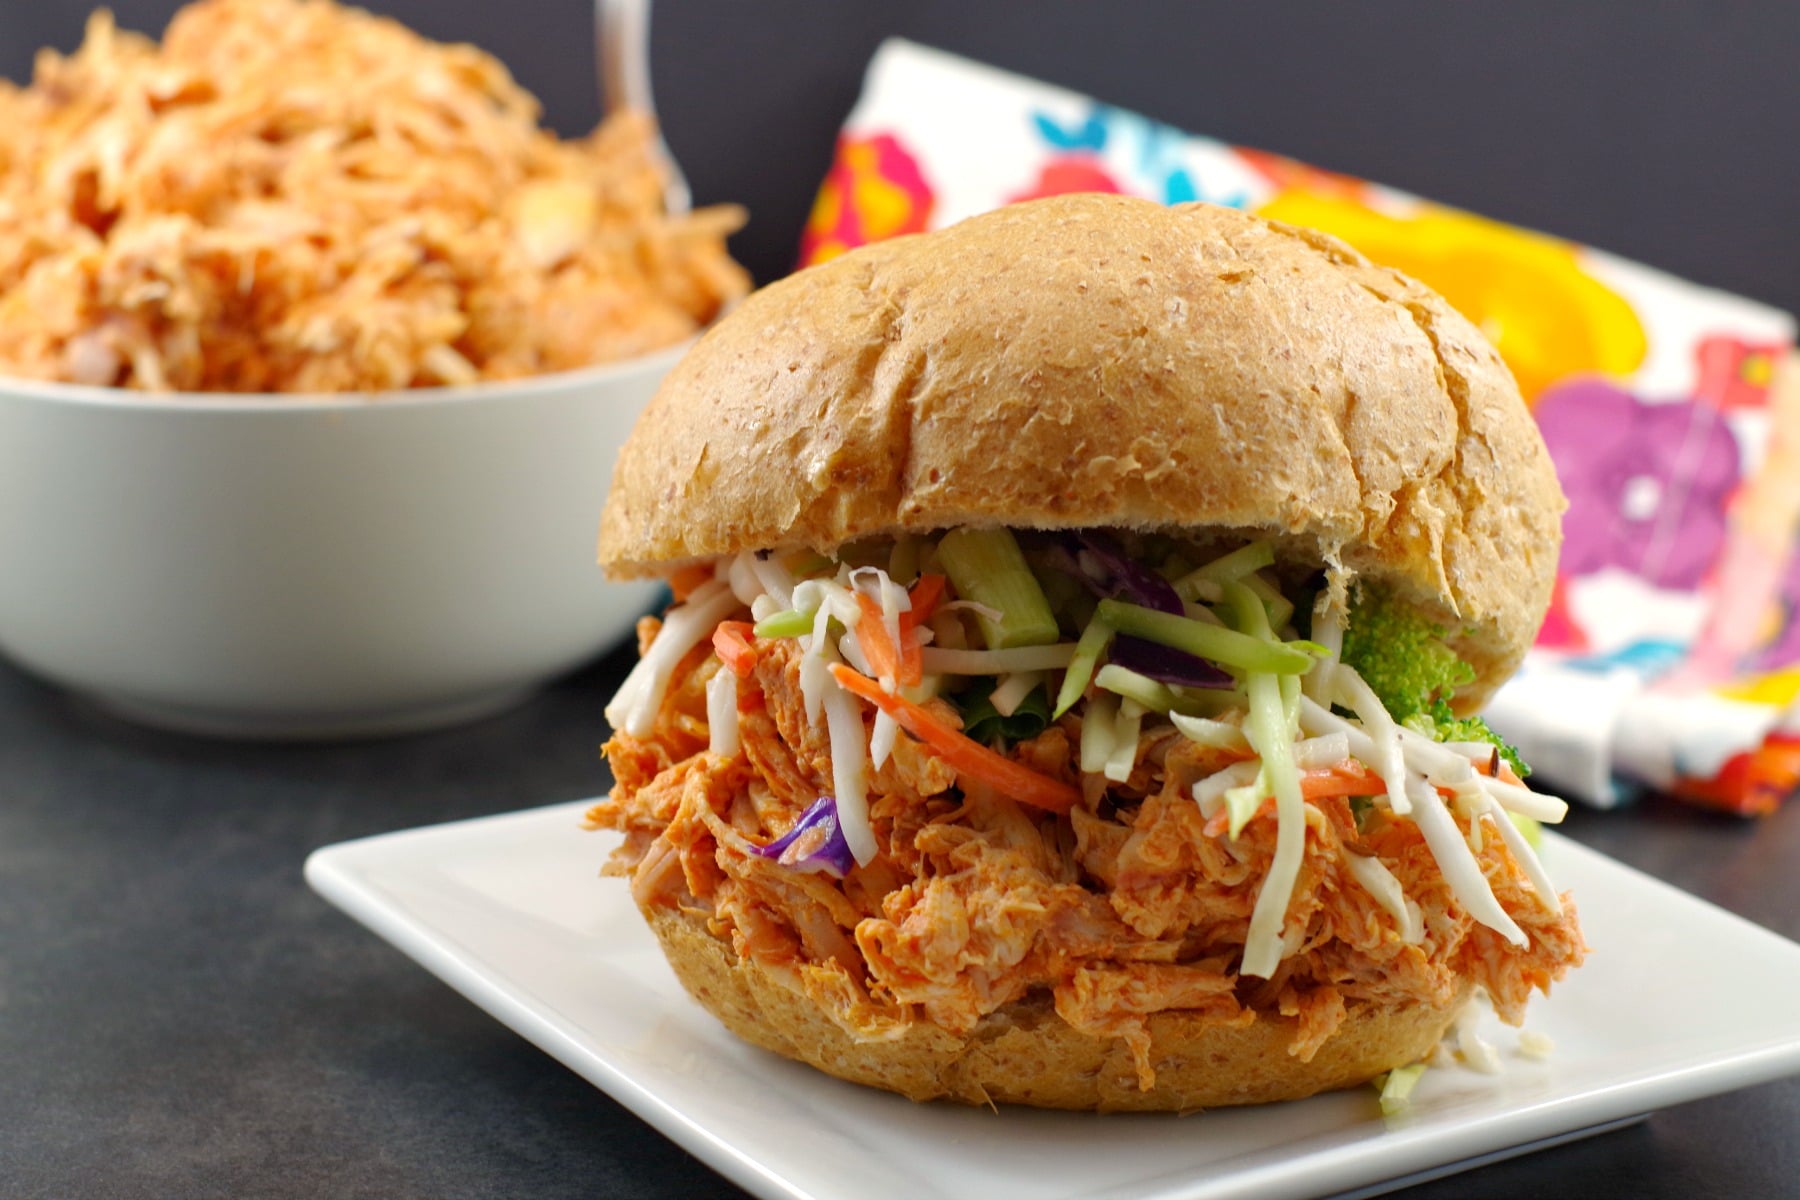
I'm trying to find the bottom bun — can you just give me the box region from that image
[645,904,1471,1112]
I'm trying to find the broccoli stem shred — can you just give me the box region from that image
[937,528,1061,650]
[1095,598,1314,676]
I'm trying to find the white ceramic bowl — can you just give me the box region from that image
[0,348,679,738]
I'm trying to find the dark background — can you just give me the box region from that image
[4,0,1796,319]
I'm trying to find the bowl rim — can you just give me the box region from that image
[0,337,694,413]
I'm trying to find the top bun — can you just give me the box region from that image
[598,194,1564,704]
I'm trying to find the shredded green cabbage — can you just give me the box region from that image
[1377,1062,1428,1115]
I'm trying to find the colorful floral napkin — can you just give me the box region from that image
[796,39,1800,814]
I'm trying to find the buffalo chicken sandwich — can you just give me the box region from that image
[589,194,1585,1110]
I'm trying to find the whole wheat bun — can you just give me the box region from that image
[599,193,1564,707]
[647,905,1471,1111]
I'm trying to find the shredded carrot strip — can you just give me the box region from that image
[1300,761,1388,799]
[712,621,757,678]
[828,663,1079,812]
[1203,798,1270,839]
[669,563,716,602]
[907,573,948,623]
[854,593,909,686]
[1468,747,1530,790]
[893,574,945,685]
[897,632,924,687]
[1201,761,1384,838]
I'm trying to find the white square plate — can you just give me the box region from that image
[306,802,1800,1200]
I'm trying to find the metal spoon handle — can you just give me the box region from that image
[596,0,692,214]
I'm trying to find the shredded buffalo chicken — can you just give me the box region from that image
[592,621,1586,1089]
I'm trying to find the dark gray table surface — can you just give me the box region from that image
[3,642,1797,1200]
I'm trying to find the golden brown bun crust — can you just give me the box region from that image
[646,904,1469,1111]
[599,194,1565,703]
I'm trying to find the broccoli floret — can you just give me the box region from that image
[1338,586,1475,719]
[1413,709,1530,778]
[1339,586,1530,777]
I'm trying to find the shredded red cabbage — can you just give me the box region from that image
[1041,532,1232,688]
[1072,532,1184,614]
[1108,633,1235,690]
[747,796,856,877]
[1036,540,1110,599]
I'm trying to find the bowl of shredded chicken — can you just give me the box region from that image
[0,0,746,390]
[0,0,751,737]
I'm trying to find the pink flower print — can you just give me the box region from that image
[1694,334,1786,411]
[1535,573,1590,651]
[1007,155,1124,204]
[1535,379,1742,589]
[798,133,935,268]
